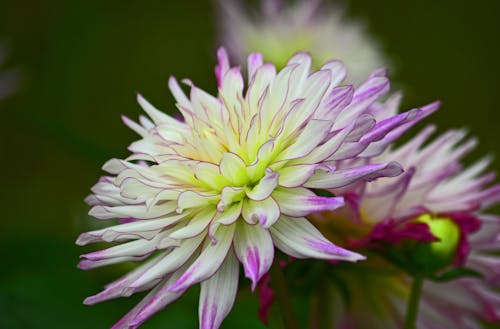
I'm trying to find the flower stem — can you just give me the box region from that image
[269,260,300,329]
[309,277,332,329]
[404,274,424,329]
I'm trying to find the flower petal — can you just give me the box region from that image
[168,224,236,293]
[245,168,279,201]
[277,164,325,188]
[199,250,239,329]
[129,232,207,289]
[177,191,219,213]
[76,214,188,246]
[304,162,403,189]
[275,119,333,161]
[272,187,345,217]
[169,208,216,240]
[270,216,364,261]
[112,263,190,329]
[233,221,274,290]
[242,197,280,228]
[219,152,249,186]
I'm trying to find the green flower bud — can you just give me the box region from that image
[412,214,460,274]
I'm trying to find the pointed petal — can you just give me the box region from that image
[177,191,219,213]
[199,250,239,329]
[278,164,325,188]
[168,224,236,293]
[305,162,403,189]
[137,93,178,125]
[169,208,216,240]
[76,214,188,245]
[215,47,230,87]
[275,119,333,161]
[168,76,192,111]
[83,255,165,305]
[129,232,206,289]
[273,187,344,217]
[112,262,190,329]
[247,52,264,81]
[270,216,364,262]
[233,221,274,290]
[245,168,279,201]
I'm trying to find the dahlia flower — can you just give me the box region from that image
[217,0,388,83]
[78,48,434,329]
[319,121,500,328]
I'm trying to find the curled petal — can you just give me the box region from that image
[242,197,280,228]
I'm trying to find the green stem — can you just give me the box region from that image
[269,260,300,329]
[310,277,332,329]
[404,275,424,329]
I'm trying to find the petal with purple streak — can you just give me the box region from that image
[233,221,274,290]
[272,187,344,217]
[199,250,239,329]
[270,216,364,261]
[305,162,403,189]
[169,224,235,293]
[241,196,280,228]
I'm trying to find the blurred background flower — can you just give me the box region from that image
[216,0,388,83]
[313,121,500,328]
[1,0,499,328]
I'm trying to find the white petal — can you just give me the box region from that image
[242,197,280,228]
[270,216,364,262]
[76,214,188,245]
[233,221,274,290]
[177,191,219,213]
[218,187,245,212]
[168,224,236,293]
[129,232,207,289]
[278,164,324,188]
[117,262,191,329]
[304,162,403,189]
[169,208,216,240]
[219,152,249,186]
[192,162,230,191]
[278,70,331,138]
[83,255,165,305]
[168,76,192,111]
[275,119,333,161]
[199,249,239,329]
[137,93,178,125]
[273,187,344,217]
[245,168,279,201]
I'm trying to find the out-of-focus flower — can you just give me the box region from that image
[0,43,19,100]
[217,0,389,84]
[77,48,434,329]
[315,106,500,327]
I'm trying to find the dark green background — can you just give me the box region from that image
[0,0,499,328]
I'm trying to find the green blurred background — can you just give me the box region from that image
[0,0,499,328]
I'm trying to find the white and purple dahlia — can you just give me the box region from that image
[323,119,500,328]
[78,48,434,329]
[216,0,389,83]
